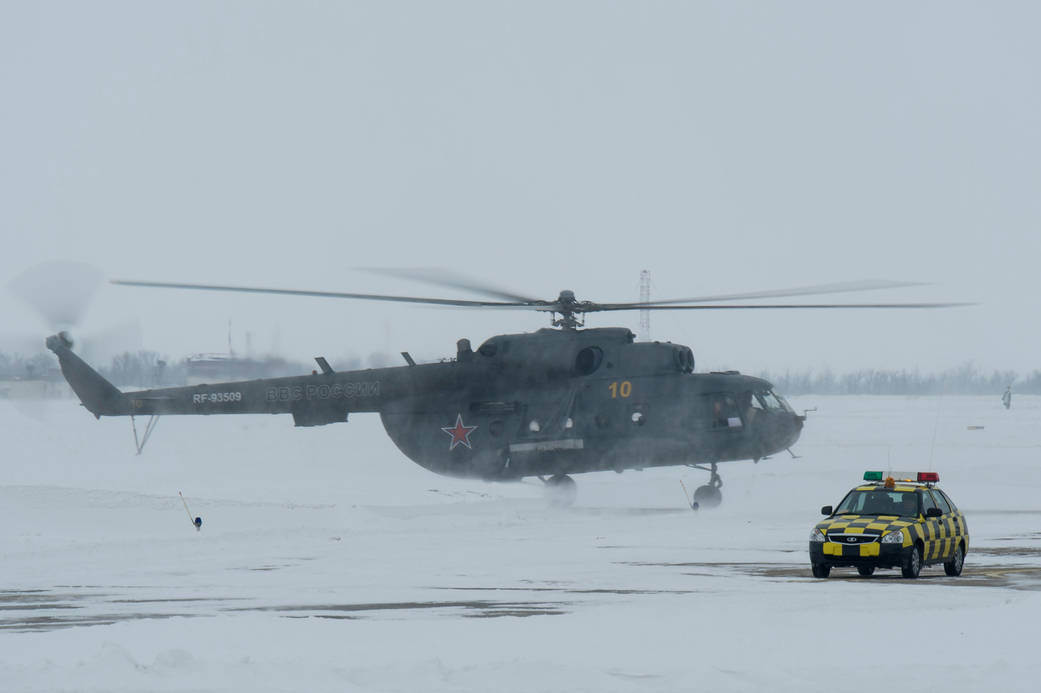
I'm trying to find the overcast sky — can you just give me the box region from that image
[2,2,1039,376]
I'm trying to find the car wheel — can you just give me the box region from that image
[944,543,965,577]
[857,565,875,577]
[811,563,831,578]
[901,543,923,579]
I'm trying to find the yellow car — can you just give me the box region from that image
[809,472,968,579]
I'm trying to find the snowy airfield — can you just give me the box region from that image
[2,394,1040,692]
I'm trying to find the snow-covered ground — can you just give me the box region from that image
[2,394,1040,692]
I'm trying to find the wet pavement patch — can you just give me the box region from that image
[229,600,569,619]
[0,588,570,632]
[685,561,1041,589]
[7,544,1039,633]
[433,586,695,596]
[0,590,221,633]
[622,559,1041,590]
[971,546,1041,558]
[2,612,195,632]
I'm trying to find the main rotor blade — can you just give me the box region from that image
[605,279,929,308]
[356,267,542,303]
[586,302,972,312]
[111,279,536,309]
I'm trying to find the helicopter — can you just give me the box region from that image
[44,274,963,507]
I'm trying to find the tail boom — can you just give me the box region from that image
[46,334,390,424]
[46,333,130,417]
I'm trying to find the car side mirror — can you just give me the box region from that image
[926,507,942,518]
[821,505,833,516]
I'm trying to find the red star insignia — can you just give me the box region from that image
[441,413,478,450]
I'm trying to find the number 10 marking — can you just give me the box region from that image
[608,381,632,398]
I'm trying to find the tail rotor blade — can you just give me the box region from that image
[8,261,105,330]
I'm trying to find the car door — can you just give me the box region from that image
[924,490,953,560]
[933,489,966,553]
[919,490,945,562]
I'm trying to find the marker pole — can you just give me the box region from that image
[680,480,692,507]
[178,491,196,528]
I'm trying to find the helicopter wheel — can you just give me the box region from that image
[544,474,577,508]
[692,464,723,509]
[692,484,722,509]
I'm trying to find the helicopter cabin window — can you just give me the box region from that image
[709,395,742,428]
[574,346,604,376]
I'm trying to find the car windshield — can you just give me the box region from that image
[835,489,919,517]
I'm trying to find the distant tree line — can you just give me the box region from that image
[757,362,1038,395]
[0,351,55,380]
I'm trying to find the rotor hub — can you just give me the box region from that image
[551,290,584,329]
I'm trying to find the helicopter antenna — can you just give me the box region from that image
[639,269,651,342]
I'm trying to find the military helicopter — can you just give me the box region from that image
[45,274,961,507]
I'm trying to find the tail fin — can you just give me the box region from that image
[46,333,130,417]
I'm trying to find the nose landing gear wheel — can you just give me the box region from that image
[544,474,577,507]
[691,463,723,509]
[692,484,722,509]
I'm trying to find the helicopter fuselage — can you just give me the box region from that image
[47,327,803,480]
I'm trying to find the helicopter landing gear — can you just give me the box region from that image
[690,463,723,509]
[131,414,160,455]
[541,474,577,508]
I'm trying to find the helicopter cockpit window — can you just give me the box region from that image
[755,390,791,411]
[574,346,604,376]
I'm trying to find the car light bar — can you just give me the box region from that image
[863,471,940,483]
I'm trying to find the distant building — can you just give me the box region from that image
[184,353,297,384]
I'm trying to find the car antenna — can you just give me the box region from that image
[927,397,942,471]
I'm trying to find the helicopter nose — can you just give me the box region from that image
[785,411,804,446]
[764,411,803,454]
